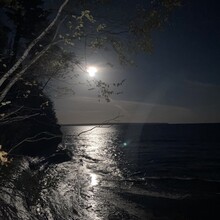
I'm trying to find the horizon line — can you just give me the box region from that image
[60,122,220,126]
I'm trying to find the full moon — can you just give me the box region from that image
[87,66,97,77]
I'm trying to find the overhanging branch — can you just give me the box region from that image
[0,0,69,89]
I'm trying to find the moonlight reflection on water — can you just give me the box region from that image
[58,126,133,219]
[90,173,98,186]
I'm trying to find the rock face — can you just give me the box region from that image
[0,82,62,157]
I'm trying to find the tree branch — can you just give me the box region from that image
[0,113,40,125]
[8,132,61,154]
[77,115,122,136]
[0,106,23,120]
[0,0,69,88]
[0,38,64,103]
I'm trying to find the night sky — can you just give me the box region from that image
[54,0,220,124]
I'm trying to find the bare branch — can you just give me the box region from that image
[8,132,62,154]
[0,0,69,88]
[0,40,61,103]
[0,106,23,120]
[0,113,40,125]
[77,114,122,136]
[0,13,69,103]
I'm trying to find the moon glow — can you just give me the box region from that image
[87,66,97,77]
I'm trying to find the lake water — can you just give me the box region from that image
[58,124,220,220]
[1,123,220,220]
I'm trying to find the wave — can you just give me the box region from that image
[109,184,190,200]
[142,176,220,183]
[127,171,220,183]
